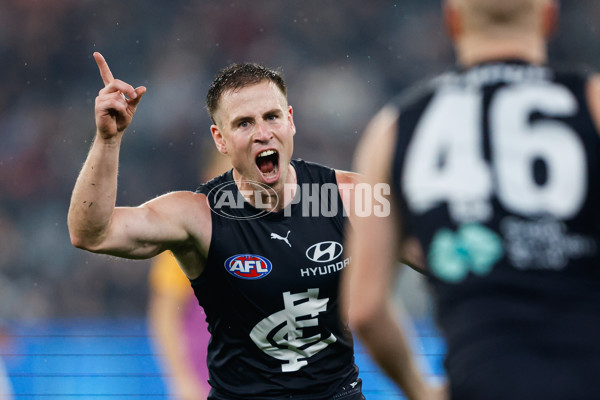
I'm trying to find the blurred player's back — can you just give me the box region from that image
[346,1,600,399]
[392,60,600,399]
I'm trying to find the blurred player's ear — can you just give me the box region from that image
[443,0,462,41]
[542,0,559,39]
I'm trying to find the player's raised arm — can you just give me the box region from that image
[67,53,198,260]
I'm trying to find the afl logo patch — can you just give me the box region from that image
[225,254,273,280]
[306,241,343,263]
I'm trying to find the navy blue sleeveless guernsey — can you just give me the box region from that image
[191,159,358,399]
[391,61,600,400]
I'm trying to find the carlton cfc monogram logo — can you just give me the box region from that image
[305,241,343,263]
[250,288,336,372]
[225,254,272,280]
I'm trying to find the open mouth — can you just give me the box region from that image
[256,149,280,180]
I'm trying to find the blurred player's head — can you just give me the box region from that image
[444,0,558,65]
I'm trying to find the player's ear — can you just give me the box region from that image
[443,0,462,41]
[211,125,228,155]
[542,0,559,39]
[287,105,296,136]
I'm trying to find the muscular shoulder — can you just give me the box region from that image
[335,170,361,186]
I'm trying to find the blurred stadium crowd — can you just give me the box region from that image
[1,0,599,319]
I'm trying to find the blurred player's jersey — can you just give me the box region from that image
[150,251,210,388]
[192,159,358,400]
[391,61,600,399]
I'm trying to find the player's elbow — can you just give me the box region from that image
[69,231,93,250]
[69,232,89,250]
[68,227,105,252]
[69,231,81,249]
[67,216,89,249]
[67,215,107,251]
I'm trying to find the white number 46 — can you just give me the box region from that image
[403,83,587,222]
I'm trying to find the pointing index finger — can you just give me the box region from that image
[93,52,114,86]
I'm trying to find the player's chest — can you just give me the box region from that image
[210,217,350,295]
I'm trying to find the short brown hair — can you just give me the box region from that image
[206,63,287,124]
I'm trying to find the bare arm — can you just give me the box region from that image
[343,106,441,400]
[68,53,208,262]
[586,74,600,139]
[336,169,426,272]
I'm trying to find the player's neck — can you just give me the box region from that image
[455,34,547,67]
[233,164,298,212]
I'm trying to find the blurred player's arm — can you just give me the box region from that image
[343,105,443,400]
[586,74,600,139]
[68,53,210,265]
[336,169,425,272]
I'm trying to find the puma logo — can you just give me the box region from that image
[270,231,291,247]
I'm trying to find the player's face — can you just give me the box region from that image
[211,81,296,187]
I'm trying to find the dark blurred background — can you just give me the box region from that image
[1,0,599,320]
